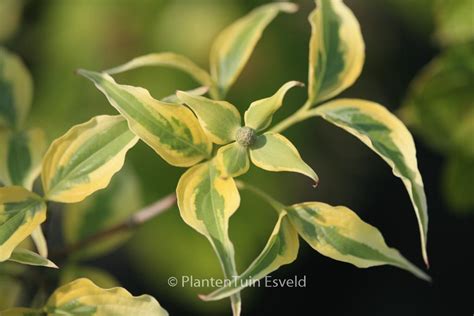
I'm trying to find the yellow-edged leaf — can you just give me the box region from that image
[176,160,241,315]
[31,226,47,257]
[311,99,429,265]
[41,115,138,203]
[215,142,249,178]
[308,0,365,104]
[45,278,168,316]
[201,211,299,301]
[245,81,303,131]
[0,47,33,129]
[104,52,213,89]
[0,187,46,261]
[0,128,47,190]
[210,2,298,96]
[63,167,142,260]
[287,202,430,281]
[161,86,208,104]
[249,132,318,186]
[177,91,241,144]
[8,247,57,268]
[79,70,212,167]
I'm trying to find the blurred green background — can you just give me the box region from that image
[1,0,473,315]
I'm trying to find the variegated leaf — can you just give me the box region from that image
[216,142,249,178]
[201,211,299,301]
[45,278,168,316]
[41,115,138,203]
[0,187,46,262]
[31,226,48,257]
[177,91,241,144]
[79,70,212,167]
[210,2,298,96]
[249,132,318,186]
[63,167,142,260]
[245,81,303,131]
[176,160,241,315]
[104,52,213,88]
[287,202,430,281]
[161,86,208,103]
[0,48,33,129]
[8,248,57,268]
[0,128,47,190]
[308,0,365,105]
[310,99,429,265]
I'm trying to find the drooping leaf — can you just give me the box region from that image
[104,52,213,89]
[8,247,57,268]
[31,226,47,257]
[0,48,33,129]
[402,45,474,156]
[63,167,142,260]
[201,211,299,301]
[443,156,474,212]
[177,91,241,144]
[45,278,168,316]
[41,115,138,203]
[287,202,430,281]
[79,70,212,167]
[308,0,365,105]
[176,160,241,315]
[0,128,47,190]
[245,81,303,131]
[215,142,249,178]
[0,187,46,261]
[161,86,208,104]
[249,132,318,186]
[210,2,298,96]
[311,99,429,265]
[60,265,119,289]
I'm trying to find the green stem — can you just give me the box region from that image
[270,100,314,133]
[235,180,286,213]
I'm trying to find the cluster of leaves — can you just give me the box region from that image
[401,0,474,213]
[0,1,432,315]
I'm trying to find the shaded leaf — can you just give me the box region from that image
[0,128,47,190]
[42,115,138,203]
[0,47,33,129]
[308,0,364,104]
[31,226,47,257]
[287,202,430,281]
[79,70,212,167]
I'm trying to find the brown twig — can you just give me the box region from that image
[52,192,177,260]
